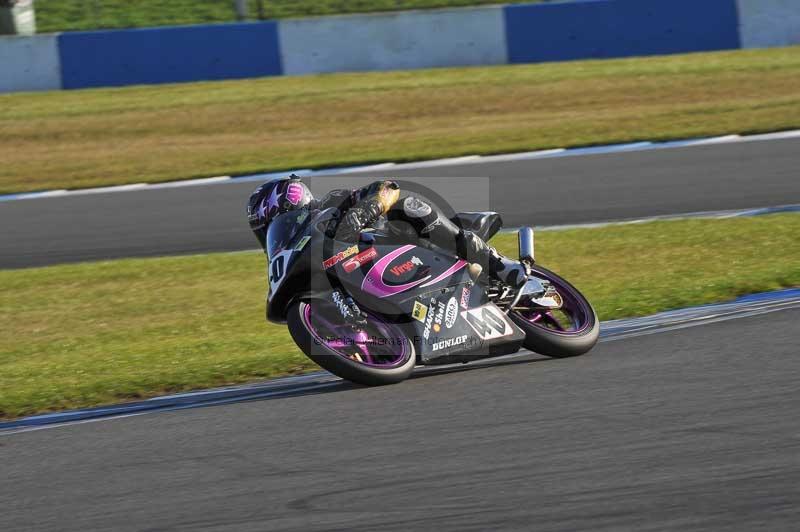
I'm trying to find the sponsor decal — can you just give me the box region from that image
[444,297,458,328]
[460,286,471,310]
[361,245,432,299]
[461,305,513,340]
[323,245,358,269]
[411,301,428,323]
[403,196,432,218]
[295,209,309,224]
[343,247,378,273]
[391,262,414,276]
[294,236,311,251]
[390,256,423,277]
[428,298,447,336]
[286,183,304,205]
[331,291,350,320]
[389,260,414,277]
[420,219,442,234]
[432,335,468,352]
[423,296,438,340]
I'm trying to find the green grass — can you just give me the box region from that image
[2,46,800,193]
[35,0,542,33]
[2,214,799,420]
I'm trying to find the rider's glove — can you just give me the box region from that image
[371,180,400,213]
[337,199,384,241]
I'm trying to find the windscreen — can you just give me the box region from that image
[266,211,308,260]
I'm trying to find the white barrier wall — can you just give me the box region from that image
[3,2,800,94]
[737,0,800,48]
[0,34,60,93]
[278,6,507,75]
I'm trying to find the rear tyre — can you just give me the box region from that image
[287,300,416,386]
[509,264,599,358]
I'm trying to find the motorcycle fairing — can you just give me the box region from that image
[335,243,466,301]
[406,292,525,364]
[266,213,526,362]
[332,242,525,363]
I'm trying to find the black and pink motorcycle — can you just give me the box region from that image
[266,207,599,386]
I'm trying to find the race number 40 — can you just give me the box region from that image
[461,305,513,340]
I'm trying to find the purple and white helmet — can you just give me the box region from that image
[247,176,314,250]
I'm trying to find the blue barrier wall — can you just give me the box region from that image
[59,22,282,89]
[4,1,800,94]
[505,0,741,64]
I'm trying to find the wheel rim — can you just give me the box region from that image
[302,302,411,368]
[513,267,593,336]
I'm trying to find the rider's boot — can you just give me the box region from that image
[458,230,528,288]
[388,196,528,288]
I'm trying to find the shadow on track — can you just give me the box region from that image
[235,352,552,403]
[1,351,552,434]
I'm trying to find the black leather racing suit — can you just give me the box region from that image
[311,180,522,285]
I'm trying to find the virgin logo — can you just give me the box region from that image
[391,262,414,276]
[390,256,422,276]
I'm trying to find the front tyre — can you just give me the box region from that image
[287,300,416,386]
[509,264,599,358]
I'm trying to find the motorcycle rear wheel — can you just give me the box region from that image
[287,300,416,386]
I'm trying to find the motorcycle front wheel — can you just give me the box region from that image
[509,264,600,358]
[287,300,416,386]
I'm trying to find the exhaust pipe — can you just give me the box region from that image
[518,226,535,264]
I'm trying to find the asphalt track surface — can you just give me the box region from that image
[2,137,800,269]
[2,308,799,531]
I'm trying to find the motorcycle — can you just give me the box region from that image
[266,207,599,386]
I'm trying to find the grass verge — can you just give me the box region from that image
[36,0,542,33]
[1,214,799,420]
[2,46,800,193]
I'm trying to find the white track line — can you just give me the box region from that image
[498,203,800,233]
[2,129,798,203]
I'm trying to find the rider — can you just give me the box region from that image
[246,176,528,287]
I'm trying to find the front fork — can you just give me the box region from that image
[518,226,535,267]
[516,226,563,310]
[502,226,536,313]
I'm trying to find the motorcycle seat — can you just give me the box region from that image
[450,211,503,242]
